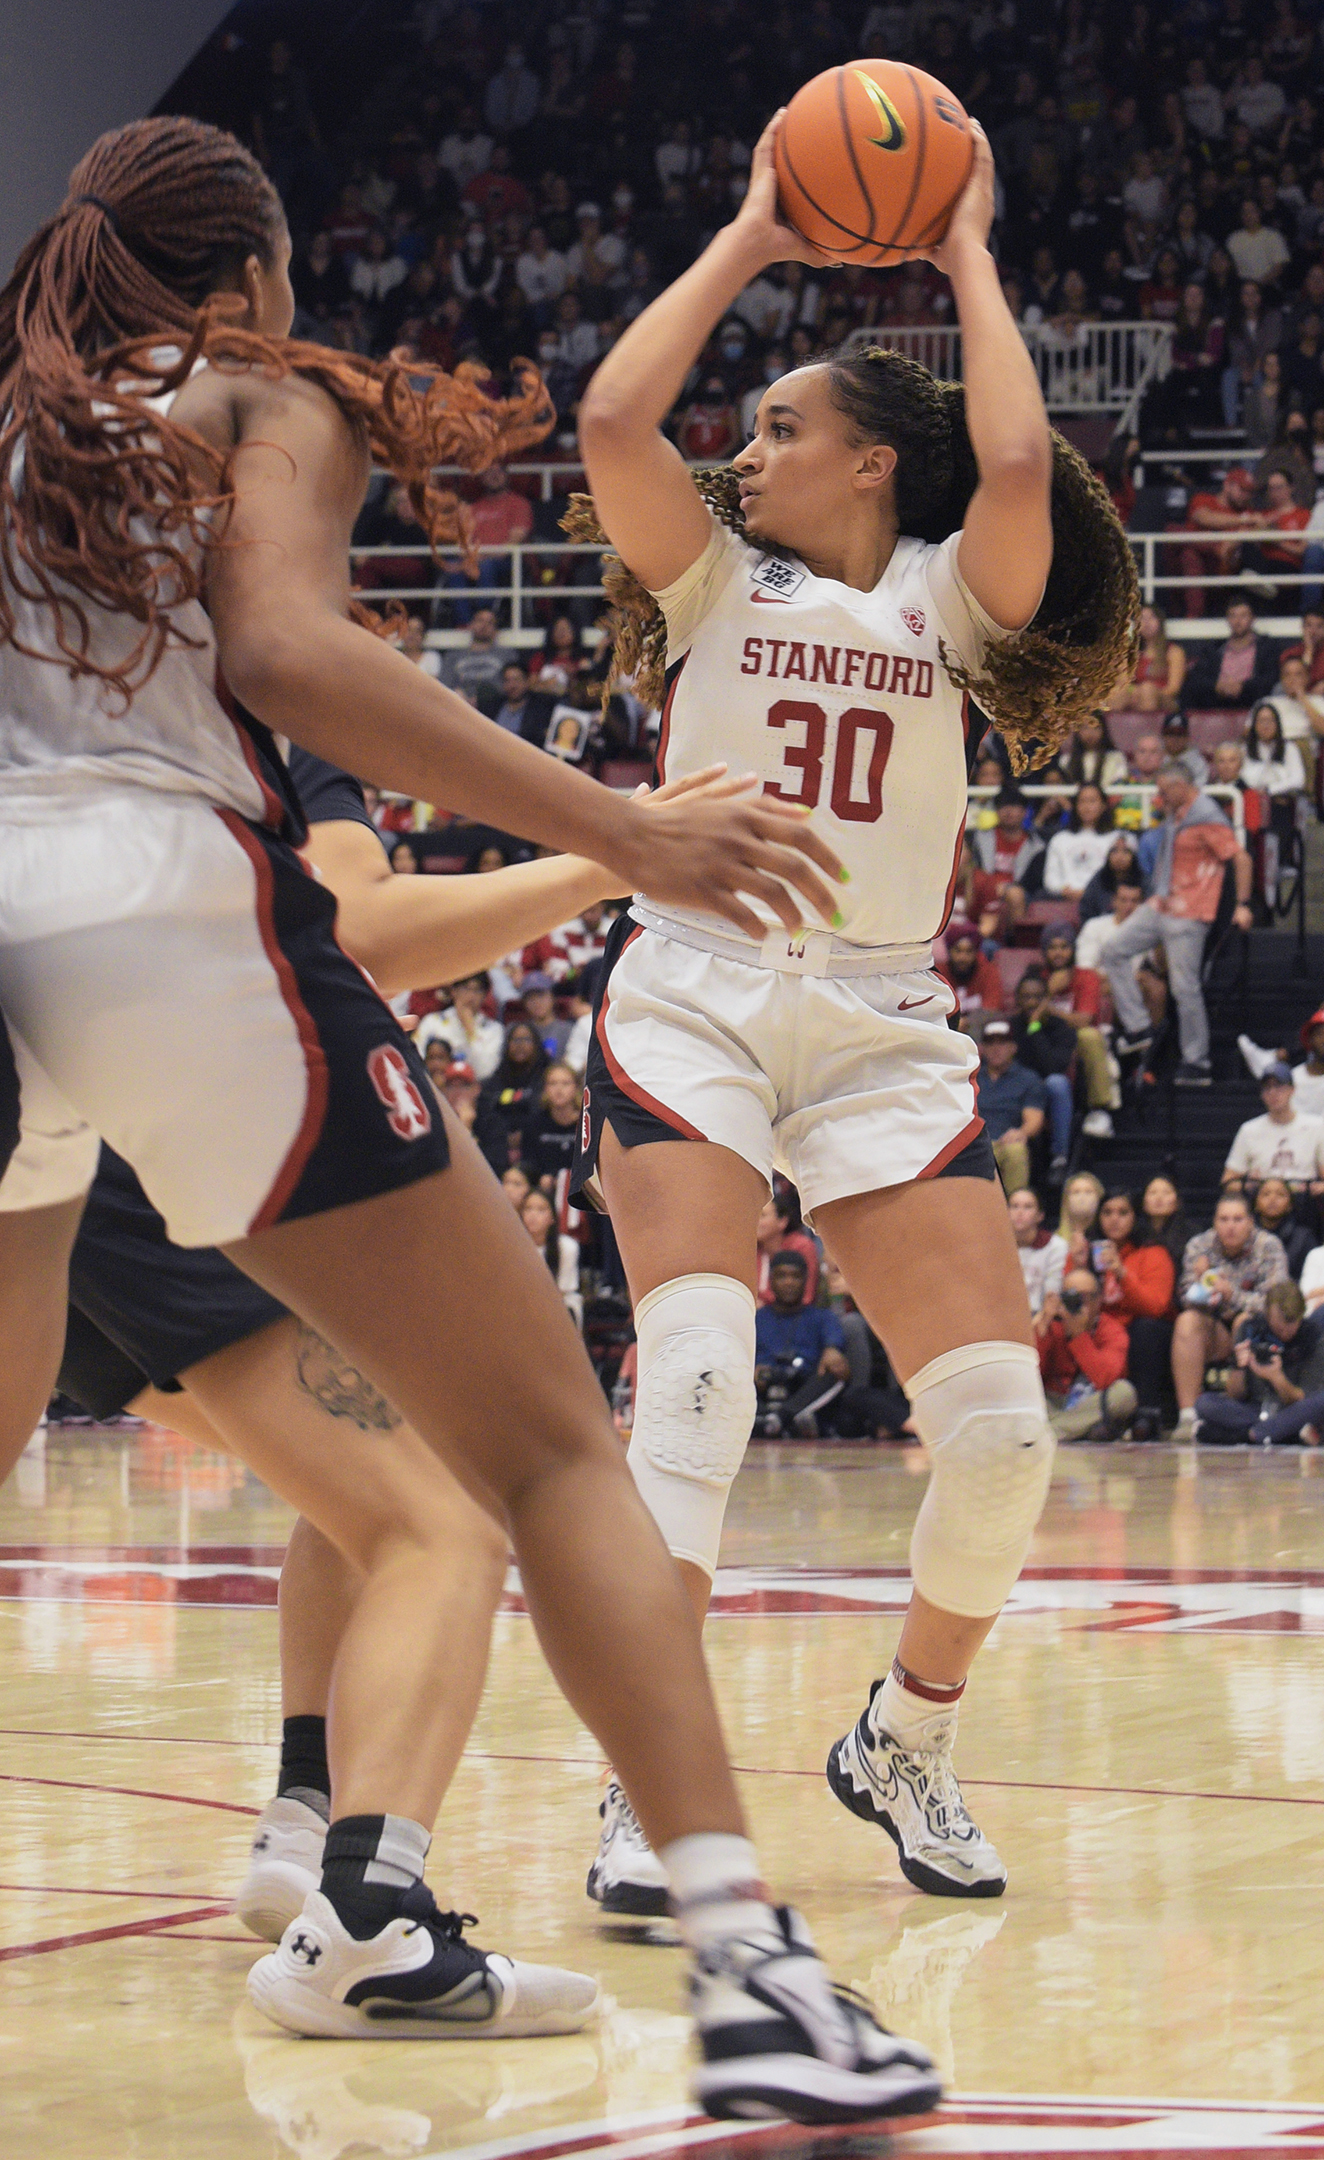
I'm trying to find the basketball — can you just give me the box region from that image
[774,59,975,265]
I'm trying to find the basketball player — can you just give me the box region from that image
[0,118,939,2118]
[566,115,1137,1913]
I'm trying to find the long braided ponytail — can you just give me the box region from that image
[564,345,1139,771]
[0,117,553,699]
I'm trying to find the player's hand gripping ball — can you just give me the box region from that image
[774,58,974,265]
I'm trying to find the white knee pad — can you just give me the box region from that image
[626,1273,757,1580]
[907,1341,1055,1620]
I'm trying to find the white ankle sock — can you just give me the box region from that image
[659,1833,784,1956]
[873,1669,961,1752]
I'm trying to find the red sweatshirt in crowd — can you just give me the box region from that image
[1038,1310,1130,1397]
[1101,1241,1176,1322]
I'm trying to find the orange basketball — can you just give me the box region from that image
[774,58,974,265]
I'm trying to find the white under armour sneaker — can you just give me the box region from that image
[586,1778,670,1918]
[826,1680,1007,1899]
[235,1795,328,1943]
[690,1903,941,2122]
[247,1886,601,2040]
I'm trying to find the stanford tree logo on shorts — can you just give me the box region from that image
[900,606,926,637]
[580,1087,592,1154]
[366,1043,433,1142]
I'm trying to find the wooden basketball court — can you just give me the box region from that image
[2,1424,1323,2158]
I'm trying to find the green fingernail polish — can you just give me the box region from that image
[838,867,851,884]
[832,908,845,929]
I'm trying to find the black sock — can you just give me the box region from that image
[320,1813,430,1941]
[278,1714,330,1810]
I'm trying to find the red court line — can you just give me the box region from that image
[0,1772,259,1817]
[0,1903,231,1962]
[0,1726,256,1749]
[0,1881,229,1902]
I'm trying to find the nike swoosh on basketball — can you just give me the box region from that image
[897,994,935,1011]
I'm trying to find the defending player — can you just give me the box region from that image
[0,117,939,2118]
[564,115,1138,1912]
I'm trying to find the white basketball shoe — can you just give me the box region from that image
[234,1795,328,1942]
[586,1778,670,1918]
[826,1680,1007,1898]
[690,1903,942,2122]
[247,1885,601,2039]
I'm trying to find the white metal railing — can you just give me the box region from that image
[967,781,1246,845]
[841,320,1172,421]
[1125,526,1321,610]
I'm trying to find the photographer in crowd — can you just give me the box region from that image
[1193,1281,1324,1445]
[753,1252,848,1440]
[1037,1268,1137,1443]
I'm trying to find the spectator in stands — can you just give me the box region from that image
[560,966,597,1078]
[1080,834,1144,922]
[530,614,590,695]
[491,662,556,746]
[968,784,1045,925]
[1241,348,1288,452]
[1040,927,1116,1139]
[1294,1010,1324,1116]
[520,1187,582,1319]
[677,373,741,461]
[1224,282,1285,429]
[516,226,569,316]
[501,1163,532,1211]
[441,1056,480,1135]
[1104,763,1252,1086]
[753,1252,849,1440]
[1223,1062,1324,1196]
[1140,1174,1189,1266]
[1284,607,1324,691]
[1160,713,1210,788]
[755,1187,819,1305]
[442,608,509,706]
[523,901,612,983]
[1037,1268,1137,1442]
[1108,606,1187,716]
[389,839,419,874]
[1241,467,1312,590]
[1269,653,1323,752]
[1211,740,1248,789]
[467,840,515,876]
[1254,1176,1319,1279]
[520,974,571,1060]
[1009,1186,1067,1325]
[1172,1192,1289,1437]
[936,922,1004,1018]
[397,614,443,682]
[522,1059,582,1192]
[823,1261,912,1441]
[1010,971,1080,1178]
[1042,780,1115,898]
[1056,713,1129,791]
[1059,1170,1106,1266]
[417,972,504,1081]
[1178,468,1258,618]
[1089,1188,1176,1438]
[1227,201,1291,289]
[977,1018,1047,1195]
[1194,1279,1324,1444]
[422,1038,452,1101]
[1076,872,1146,972]
[477,1019,549,1174]
[1182,598,1281,712]
[1243,701,1308,795]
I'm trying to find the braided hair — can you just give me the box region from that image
[0,117,553,698]
[563,345,1139,772]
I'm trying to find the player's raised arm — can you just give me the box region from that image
[578,112,838,591]
[203,375,842,939]
[915,124,1052,631]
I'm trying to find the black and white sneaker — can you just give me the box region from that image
[586,1778,670,1918]
[827,1682,1007,1899]
[1173,1061,1212,1088]
[234,1796,326,1943]
[690,1904,941,2123]
[247,1884,601,2039]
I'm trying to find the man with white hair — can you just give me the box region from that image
[1103,764,1252,1086]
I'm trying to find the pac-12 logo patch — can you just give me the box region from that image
[901,606,926,636]
[366,1043,433,1142]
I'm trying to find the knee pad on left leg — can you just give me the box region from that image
[907,1341,1055,1619]
[626,1273,757,1579]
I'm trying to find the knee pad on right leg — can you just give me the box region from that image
[907,1341,1056,1620]
[626,1273,757,1580]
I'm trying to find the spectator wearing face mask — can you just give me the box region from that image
[1037,1269,1137,1441]
[1194,1279,1324,1444]
[1008,1186,1068,1325]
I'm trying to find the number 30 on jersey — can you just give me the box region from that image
[763,700,894,823]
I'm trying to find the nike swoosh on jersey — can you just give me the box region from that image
[897,994,936,1011]
[749,591,791,605]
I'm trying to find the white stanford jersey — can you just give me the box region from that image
[643,518,1004,953]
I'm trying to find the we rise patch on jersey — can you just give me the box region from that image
[749,556,806,600]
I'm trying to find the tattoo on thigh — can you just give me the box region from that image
[294,1325,402,1433]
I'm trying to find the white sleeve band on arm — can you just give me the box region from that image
[906,1339,1055,1620]
[626,1272,758,1580]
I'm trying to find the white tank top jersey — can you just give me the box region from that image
[639,516,1011,955]
[0,362,273,825]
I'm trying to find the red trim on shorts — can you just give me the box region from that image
[214,663,285,831]
[915,1112,985,1181]
[654,654,687,784]
[595,927,706,1141]
[217,810,330,1232]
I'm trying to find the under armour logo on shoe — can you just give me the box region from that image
[290,1933,323,1965]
